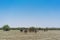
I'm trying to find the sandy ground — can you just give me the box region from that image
[0,30,60,40]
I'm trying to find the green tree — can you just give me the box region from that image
[2,25,10,31]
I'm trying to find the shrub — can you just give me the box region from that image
[2,25,10,31]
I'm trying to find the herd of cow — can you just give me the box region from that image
[20,28,48,33]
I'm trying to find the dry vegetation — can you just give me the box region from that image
[0,30,60,40]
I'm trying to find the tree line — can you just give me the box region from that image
[0,25,60,31]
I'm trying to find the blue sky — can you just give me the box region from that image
[0,0,60,28]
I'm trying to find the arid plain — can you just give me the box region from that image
[0,30,60,40]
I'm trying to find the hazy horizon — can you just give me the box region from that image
[0,0,60,28]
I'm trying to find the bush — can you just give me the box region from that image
[2,25,10,31]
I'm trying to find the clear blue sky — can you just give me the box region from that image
[0,0,60,28]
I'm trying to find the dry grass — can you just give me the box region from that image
[0,30,60,40]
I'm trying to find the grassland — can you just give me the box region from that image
[0,30,60,40]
